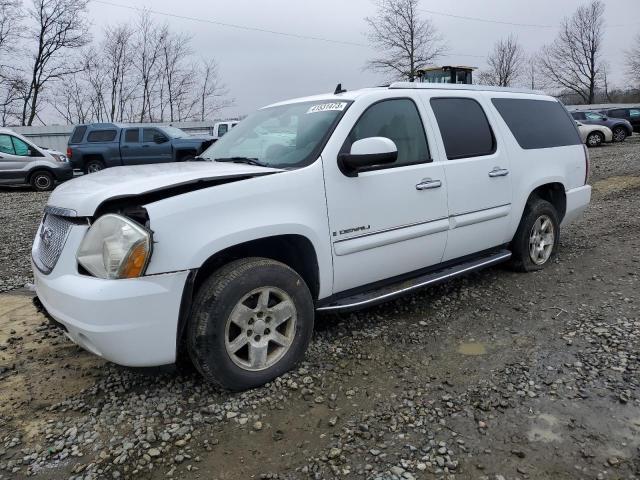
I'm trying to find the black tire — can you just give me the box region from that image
[612,126,627,142]
[586,131,604,147]
[29,170,55,192]
[84,159,105,174]
[187,257,314,390]
[510,197,560,272]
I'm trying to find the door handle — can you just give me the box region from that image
[416,178,442,190]
[488,167,509,178]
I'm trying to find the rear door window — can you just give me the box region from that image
[70,126,87,144]
[609,109,628,118]
[87,129,117,142]
[124,129,140,143]
[430,97,495,159]
[491,98,581,149]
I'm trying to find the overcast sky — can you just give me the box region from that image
[88,0,640,118]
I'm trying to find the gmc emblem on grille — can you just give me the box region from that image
[40,225,54,247]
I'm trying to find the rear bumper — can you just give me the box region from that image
[562,185,591,226]
[32,224,189,367]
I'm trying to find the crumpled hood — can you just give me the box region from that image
[48,162,281,216]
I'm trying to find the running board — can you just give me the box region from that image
[316,250,512,312]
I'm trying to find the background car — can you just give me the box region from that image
[0,128,73,191]
[576,122,612,147]
[570,110,633,142]
[598,107,640,134]
[67,123,216,173]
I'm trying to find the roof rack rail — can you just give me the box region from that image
[389,82,545,95]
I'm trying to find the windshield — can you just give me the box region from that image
[161,126,189,138]
[199,100,351,168]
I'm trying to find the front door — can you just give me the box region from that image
[322,95,449,294]
[426,96,512,261]
[139,128,172,164]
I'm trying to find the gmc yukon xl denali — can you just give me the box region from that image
[33,83,591,390]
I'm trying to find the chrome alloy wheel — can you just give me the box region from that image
[87,163,102,173]
[529,214,555,265]
[225,287,297,371]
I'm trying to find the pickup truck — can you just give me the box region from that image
[67,123,215,173]
[34,83,591,390]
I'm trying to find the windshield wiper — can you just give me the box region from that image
[214,157,266,167]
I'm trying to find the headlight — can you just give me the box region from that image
[77,214,152,279]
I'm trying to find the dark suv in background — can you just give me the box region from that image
[67,123,215,173]
[597,107,640,135]
[570,110,633,142]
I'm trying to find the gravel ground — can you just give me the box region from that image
[0,138,639,480]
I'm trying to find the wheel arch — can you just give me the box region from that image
[176,234,321,358]
[27,166,56,183]
[526,182,567,222]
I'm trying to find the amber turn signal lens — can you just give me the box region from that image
[119,241,150,279]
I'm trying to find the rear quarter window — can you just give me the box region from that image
[70,126,87,144]
[87,129,117,143]
[491,98,581,149]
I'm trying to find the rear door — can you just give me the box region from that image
[120,128,144,164]
[425,95,512,261]
[629,108,640,132]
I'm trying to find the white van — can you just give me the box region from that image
[32,83,591,390]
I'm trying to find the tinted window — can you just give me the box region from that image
[608,109,628,118]
[11,136,30,156]
[70,126,87,144]
[124,129,139,143]
[342,98,430,167]
[87,129,117,142]
[431,98,495,159]
[143,128,166,143]
[218,124,228,137]
[630,109,640,118]
[491,98,581,149]
[0,134,14,154]
[571,112,585,120]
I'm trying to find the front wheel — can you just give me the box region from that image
[510,198,560,272]
[187,258,314,390]
[586,131,604,147]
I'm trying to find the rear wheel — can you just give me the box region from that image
[612,126,627,142]
[510,197,560,272]
[30,171,55,191]
[187,258,314,390]
[84,159,105,174]
[586,131,604,147]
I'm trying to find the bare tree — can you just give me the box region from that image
[365,0,446,82]
[0,0,21,61]
[478,35,524,87]
[133,13,164,122]
[102,23,135,122]
[625,33,640,89]
[196,58,231,121]
[522,52,550,91]
[20,0,91,125]
[0,0,23,125]
[539,0,605,104]
[160,30,195,122]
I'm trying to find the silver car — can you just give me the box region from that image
[0,128,73,191]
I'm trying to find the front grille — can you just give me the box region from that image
[32,210,79,274]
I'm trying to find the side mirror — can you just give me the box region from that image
[154,134,168,144]
[576,122,583,127]
[338,137,398,177]
[602,116,608,121]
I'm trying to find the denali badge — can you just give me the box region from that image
[333,225,371,236]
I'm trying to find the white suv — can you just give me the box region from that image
[32,83,591,390]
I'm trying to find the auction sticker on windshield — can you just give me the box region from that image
[306,102,348,114]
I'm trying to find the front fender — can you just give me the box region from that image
[142,162,333,298]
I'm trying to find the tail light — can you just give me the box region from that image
[66,147,72,158]
[583,144,590,185]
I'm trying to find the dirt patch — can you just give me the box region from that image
[593,175,640,195]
